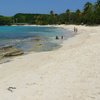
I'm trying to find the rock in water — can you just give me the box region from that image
[0,46,24,57]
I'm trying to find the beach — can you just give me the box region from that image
[0,25,100,100]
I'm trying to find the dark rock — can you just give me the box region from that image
[34,38,40,41]
[0,45,24,58]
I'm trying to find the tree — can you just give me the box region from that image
[75,9,82,24]
[83,2,93,13]
[0,17,12,25]
[83,2,94,24]
[0,1,100,25]
[66,9,71,24]
[49,10,58,24]
[94,0,100,24]
[76,9,81,16]
[50,10,54,15]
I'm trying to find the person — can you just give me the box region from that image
[76,28,78,32]
[74,27,78,33]
[56,36,59,40]
[74,27,76,32]
[61,36,63,39]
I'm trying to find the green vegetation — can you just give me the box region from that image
[0,0,100,25]
[0,16,12,25]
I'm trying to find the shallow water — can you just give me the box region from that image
[0,26,74,52]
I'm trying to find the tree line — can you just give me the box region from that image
[0,0,100,25]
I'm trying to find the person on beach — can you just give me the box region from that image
[74,27,78,33]
[74,27,76,32]
[76,28,78,32]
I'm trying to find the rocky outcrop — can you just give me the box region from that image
[0,46,24,58]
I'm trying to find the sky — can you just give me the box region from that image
[0,0,96,16]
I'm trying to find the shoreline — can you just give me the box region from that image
[0,25,74,64]
[0,25,100,100]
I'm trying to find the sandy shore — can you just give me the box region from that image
[0,25,100,100]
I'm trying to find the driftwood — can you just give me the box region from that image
[7,87,16,92]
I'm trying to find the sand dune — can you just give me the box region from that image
[0,25,100,100]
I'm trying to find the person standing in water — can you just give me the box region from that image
[61,36,63,39]
[56,36,59,40]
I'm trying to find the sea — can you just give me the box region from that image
[0,26,74,52]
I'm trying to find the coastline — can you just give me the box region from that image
[0,25,100,100]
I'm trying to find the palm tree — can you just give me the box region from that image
[66,9,71,23]
[75,9,82,24]
[83,2,94,24]
[94,0,100,24]
[66,9,70,15]
[95,0,100,9]
[50,10,56,24]
[50,10,54,15]
[76,9,81,16]
[83,2,93,13]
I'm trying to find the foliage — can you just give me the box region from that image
[0,16,12,25]
[0,0,100,25]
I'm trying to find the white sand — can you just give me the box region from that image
[0,25,100,100]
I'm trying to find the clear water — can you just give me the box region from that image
[0,26,74,52]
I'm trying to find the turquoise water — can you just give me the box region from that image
[0,26,74,52]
